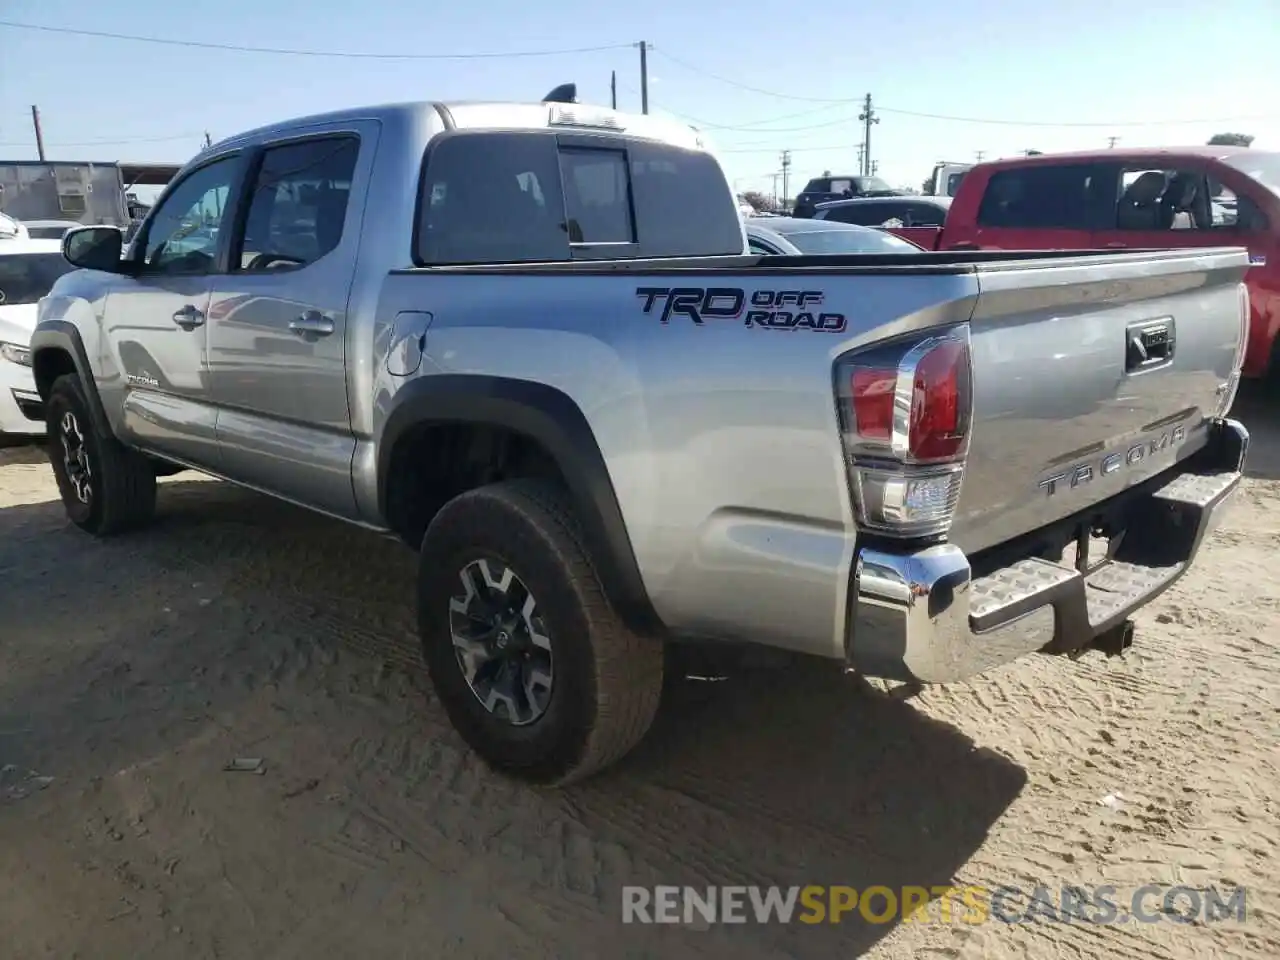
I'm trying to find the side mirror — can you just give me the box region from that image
[63,226,126,273]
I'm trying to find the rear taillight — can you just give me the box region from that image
[1219,282,1250,416]
[836,328,972,538]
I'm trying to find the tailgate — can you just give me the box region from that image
[948,247,1249,555]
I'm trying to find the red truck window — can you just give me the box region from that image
[1107,166,1265,233]
[976,164,1109,230]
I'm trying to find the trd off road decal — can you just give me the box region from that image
[635,286,847,332]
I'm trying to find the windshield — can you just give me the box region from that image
[1223,152,1280,197]
[784,228,919,255]
[856,176,893,193]
[0,252,76,306]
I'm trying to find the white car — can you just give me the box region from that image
[744,215,926,255]
[0,237,75,439]
[20,219,84,241]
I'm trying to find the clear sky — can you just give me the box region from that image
[2,0,1278,201]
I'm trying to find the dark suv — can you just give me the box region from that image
[792,174,905,218]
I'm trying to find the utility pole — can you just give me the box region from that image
[638,41,650,115]
[771,172,780,206]
[203,131,212,148]
[858,93,878,176]
[780,150,792,207]
[1107,136,1119,149]
[856,143,865,174]
[870,160,879,176]
[975,150,986,162]
[610,71,617,110]
[31,105,46,161]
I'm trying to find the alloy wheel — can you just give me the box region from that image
[59,411,93,505]
[448,558,554,726]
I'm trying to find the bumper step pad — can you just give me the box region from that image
[966,467,1240,649]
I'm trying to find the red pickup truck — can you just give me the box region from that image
[829,148,1280,380]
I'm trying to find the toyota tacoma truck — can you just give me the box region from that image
[31,91,1251,785]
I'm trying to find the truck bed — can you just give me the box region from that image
[373,245,1249,663]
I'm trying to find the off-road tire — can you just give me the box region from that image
[418,478,664,785]
[46,373,157,536]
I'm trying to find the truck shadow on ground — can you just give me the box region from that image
[1232,382,1280,481]
[0,475,1025,957]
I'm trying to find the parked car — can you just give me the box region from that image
[877,147,1280,379]
[20,219,84,241]
[0,213,29,240]
[33,96,1249,785]
[745,215,925,254]
[813,196,953,236]
[0,237,75,439]
[792,173,906,218]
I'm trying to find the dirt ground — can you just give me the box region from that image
[1,389,1277,960]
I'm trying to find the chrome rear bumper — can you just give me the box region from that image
[848,418,1249,683]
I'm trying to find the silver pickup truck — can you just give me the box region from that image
[31,93,1250,785]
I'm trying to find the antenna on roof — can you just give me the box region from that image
[543,83,577,104]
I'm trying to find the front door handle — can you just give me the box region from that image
[288,311,335,338]
[1105,241,1128,249]
[171,304,205,330]
[948,240,978,250]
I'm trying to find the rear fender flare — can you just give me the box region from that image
[378,375,662,634]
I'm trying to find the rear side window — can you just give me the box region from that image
[416,132,742,264]
[821,203,889,226]
[906,202,947,227]
[977,164,1108,229]
[236,136,360,271]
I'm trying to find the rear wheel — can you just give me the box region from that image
[45,374,157,536]
[418,479,663,785]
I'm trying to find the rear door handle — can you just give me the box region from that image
[948,240,978,250]
[288,311,335,338]
[1105,241,1128,249]
[171,304,205,330]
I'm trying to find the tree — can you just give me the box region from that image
[1025,149,1043,157]
[1207,132,1254,147]
[921,172,937,195]
[740,190,772,212]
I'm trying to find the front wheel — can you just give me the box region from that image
[45,374,157,536]
[418,479,663,785]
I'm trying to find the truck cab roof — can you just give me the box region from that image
[210,100,708,154]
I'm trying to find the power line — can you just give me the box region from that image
[652,106,855,135]
[654,101,856,133]
[0,19,634,59]
[0,132,203,148]
[650,48,1278,128]
[651,49,852,104]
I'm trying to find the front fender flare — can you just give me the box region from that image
[378,375,662,635]
[29,320,114,440]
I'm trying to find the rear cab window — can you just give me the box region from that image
[415,131,744,264]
